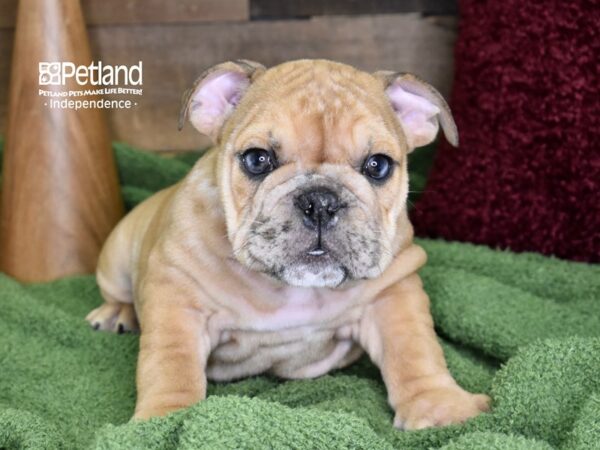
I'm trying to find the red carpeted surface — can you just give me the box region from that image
[411,0,600,262]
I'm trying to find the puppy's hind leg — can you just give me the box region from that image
[86,227,139,334]
[86,290,139,334]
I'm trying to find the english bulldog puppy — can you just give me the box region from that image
[86,59,490,429]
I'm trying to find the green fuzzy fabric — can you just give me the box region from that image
[0,141,599,449]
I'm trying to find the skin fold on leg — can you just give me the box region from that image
[133,280,211,420]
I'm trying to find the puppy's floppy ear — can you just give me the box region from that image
[179,60,266,141]
[374,71,458,150]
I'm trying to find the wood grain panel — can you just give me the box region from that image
[250,0,458,18]
[0,0,249,28]
[0,14,456,151]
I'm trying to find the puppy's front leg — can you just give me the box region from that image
[361,273,490,430]
[133,282,210,420]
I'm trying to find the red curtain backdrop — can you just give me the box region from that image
[411,0,600,262]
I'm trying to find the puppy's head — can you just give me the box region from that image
[180,60,457,288]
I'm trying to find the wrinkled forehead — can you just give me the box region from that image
[228,66,405,165]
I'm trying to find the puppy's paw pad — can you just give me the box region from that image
[85,303,139,333]
[394,388,490,430]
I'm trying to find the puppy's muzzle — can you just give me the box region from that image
[294,187,347,257]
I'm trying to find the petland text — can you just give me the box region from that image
[39,61,143,86]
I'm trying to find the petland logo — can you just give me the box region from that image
[39,61,143,86]
[38,61,143,110]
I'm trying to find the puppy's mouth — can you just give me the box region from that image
[245,242,350,289]
[276,259,349,289]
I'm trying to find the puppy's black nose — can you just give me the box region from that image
[294,188,343,230]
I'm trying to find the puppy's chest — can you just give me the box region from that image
[205,286,367,380]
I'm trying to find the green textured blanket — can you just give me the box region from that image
[0,142,599,449]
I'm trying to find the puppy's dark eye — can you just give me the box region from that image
[240,148,276,177]
[362,154,393,182]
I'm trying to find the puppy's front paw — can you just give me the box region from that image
[394,387,490,430]
[132,406,173,421]
[133,399,196,421]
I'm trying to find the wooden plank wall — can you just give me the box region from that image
[0,0,458,151]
